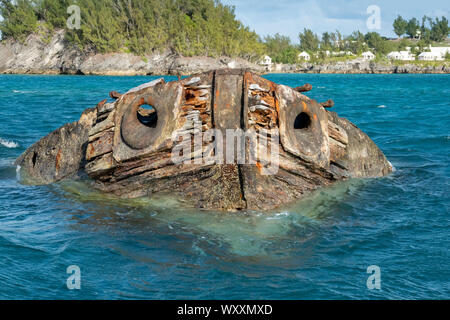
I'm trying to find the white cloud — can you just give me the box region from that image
[224,0,367,41]
[222,0,449,42]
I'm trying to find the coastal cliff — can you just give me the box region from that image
[0,30,264,76]
[1,30,448,75]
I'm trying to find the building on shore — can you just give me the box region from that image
[298,51,311,61]
[418,46,450,61]
[260,55,273,67]
[387,51,415,61]
[362,51,375,60]
[418,52,440,61]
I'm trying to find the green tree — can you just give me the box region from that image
[34,0,72,28]
[0,0,265,60]
[430,16,449,42]
[0,0,38,41]
[264,33,298,64]
[321,32,332,50]
[76,0,125,53]
[334,30,343,50]
[365,32,393,54]
[299,28,319,51]
[418,15,432,42]
[364,32,382,48]
[393,15,408,38]
[397,38,412,51]
[347,31,366,54]
[406,17,420,39]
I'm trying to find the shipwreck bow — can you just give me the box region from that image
[16,69,392,211]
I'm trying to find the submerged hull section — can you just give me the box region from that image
[16,69,392,211]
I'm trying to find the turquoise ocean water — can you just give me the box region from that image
[0,74,448,299]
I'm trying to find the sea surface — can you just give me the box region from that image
[0,74,448,299]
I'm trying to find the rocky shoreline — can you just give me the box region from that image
[268,60,450,74]
[0,30,264,76]
[1,30,449,75]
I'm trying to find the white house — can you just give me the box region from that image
[362,51,375,60]
[418,46,450,61]
[298,51,311,61]
[387,51,415,61]
[418,52,433,61]
[387,51,400,60]
[429,46,449,60]
[401,51,415,60]
[260,55,273,66]
[418,52,441,61]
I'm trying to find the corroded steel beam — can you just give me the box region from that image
[294,83,313,93]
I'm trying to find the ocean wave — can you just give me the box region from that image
[12,90,37,94]
[16,165,21,181]
[0,138,19,148]
[388,161,397,173]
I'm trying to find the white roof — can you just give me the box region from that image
[418,52,439,57]
[387,51,415,60]
[388,51,413,56]
[260,55,272,66]
[429,47,450,54]
[299,51,310,56]
[362,51,374,56]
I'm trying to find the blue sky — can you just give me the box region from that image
[221,0,449,42]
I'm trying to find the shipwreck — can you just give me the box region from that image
[16,69,392,211]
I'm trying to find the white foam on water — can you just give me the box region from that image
[377,105,387,108]
[16,165,21,181]
[12,90,37,94]
[388,161,397,172]
[0,138,19,148]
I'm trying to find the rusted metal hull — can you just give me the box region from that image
[16,69,392,211]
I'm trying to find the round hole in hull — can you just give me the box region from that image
[294,112,311,130]
[137,105,158,128]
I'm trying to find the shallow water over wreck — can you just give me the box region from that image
[0,74,449,299]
